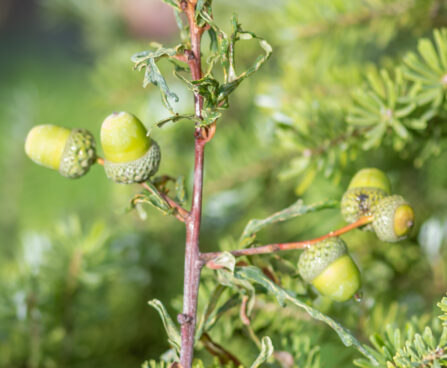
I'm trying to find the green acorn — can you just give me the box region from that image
[298,237,361,302]
[341,168,391,229]
[348,168,391,194]
[372,195,415,242]
[25,125,96,179]
[100,112,160,184]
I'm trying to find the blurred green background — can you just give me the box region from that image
[1,0,447,367]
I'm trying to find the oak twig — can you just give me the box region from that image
[201,216,373,268]
[96,157,189,223]
[179,1,209,367]
[140,182,189,222]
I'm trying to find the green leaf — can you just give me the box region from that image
[418,39,442,75]
[128,181,175,217]
[394,103,416,118]
[214,258,257,320]
[235,266,287,307]
[202,294,240,335]
[195,0,208,19]
[148,114,198,134]
[235,266,379,366]
[239,199,339,247]
[402,29,447,109]
[211,252,236,272]
[175,176,187,205]
[362,123,387,150]
[434,29,447,70]
[148,299,181,353]
[132,46,182,113]
[207,28,218,53]
[131,46,179,64]
[144,58,179,113]
[159,0,180,11]
[390,119,409,140]
[201,109,222,126]
[195,285,226,341]
[170,14,271,124]
[250,336,274,368]
[438,295,447,326]
[295,166,317,195]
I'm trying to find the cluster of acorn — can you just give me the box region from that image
[24,111,161,184]
[298,168,415,302]
[25,120,415,303]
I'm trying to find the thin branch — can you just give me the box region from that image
[140,182,189,222]
[201,215,373,268]
[200,333,243,367]
[179,1,210,367]
[96,157,189,222]
[172,53,189,63]
[240,295,251,325]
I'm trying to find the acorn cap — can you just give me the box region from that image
[341,187,388,229]
[104,140,160,184]
[372,195,415,242]
[100,112,160,184]
[25,125,96,179]
[298,237,361,302]
[298,237,348,282]
[348,168,391,194]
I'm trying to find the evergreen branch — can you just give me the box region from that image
[294,0,414,39]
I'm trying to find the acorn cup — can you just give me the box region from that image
[100,112,161,184]
[372,195,415,242]
[298,237,361,302]
[25,124,96,179]
[341,168,391,230]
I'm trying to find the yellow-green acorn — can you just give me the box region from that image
[341,168,391,229]
[372,195,415,242]
[100,112,160,184]
[25,125,96,178]
[348,168,391,194]
[298,237,361,302]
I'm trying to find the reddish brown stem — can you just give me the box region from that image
[180,139,205,368]
[179,1,208,367]
[201,216,373,268]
